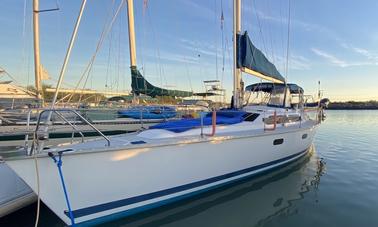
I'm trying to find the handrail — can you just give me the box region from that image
[54,111,85,143]
[30,108,110,155]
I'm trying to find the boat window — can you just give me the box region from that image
[243,113,259,122]
[268,87,291,108]
[302,134,308,139]
[268,87,285,107]
[273,138,284,145]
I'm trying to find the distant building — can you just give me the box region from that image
[0,81,39,109]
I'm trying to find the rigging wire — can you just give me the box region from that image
[78,0,122,103]
[141,0,148,76]
[220,0,225,81]
[252,0,269,59]
[183,55,193,92]
[285,0,291,81]
[214,0,219,80]
[146,7,166,87]
[265,0,277,65]
[116,10,122,93]
[20,0,28,86]
[105,25,113,92]
[66,0,124,104]
[279,0,287,74]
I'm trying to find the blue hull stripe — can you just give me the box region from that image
[70,149,308,220]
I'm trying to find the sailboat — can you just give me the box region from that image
[2,0,326,225]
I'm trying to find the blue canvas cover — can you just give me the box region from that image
[237,31,285,83]
[118,106,177,119]
[150,110,247,133]
[245,82,304,94]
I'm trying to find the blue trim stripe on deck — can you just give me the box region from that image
[70,149,307,219]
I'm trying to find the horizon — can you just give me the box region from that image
[1,0,378,102]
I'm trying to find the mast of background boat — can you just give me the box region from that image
[233,0,242,109]
[33,0,43,105]
[127,0,137,68]
[126,0,139,104]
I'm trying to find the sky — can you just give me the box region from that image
[1,0,378,101]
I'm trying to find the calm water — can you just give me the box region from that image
[1,110,378,227]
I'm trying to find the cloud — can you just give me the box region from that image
[311,48,374,67]
[244,5,342,43]
[144,50,199,64]
[311,48,349,67]
[246,7,323,32]
[289,55,312,70]
[177,0,215,20]
[274,54,311,71]
[341,43,378,64]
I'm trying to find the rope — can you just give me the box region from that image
[48,152,75,226]
[33,155,41,227]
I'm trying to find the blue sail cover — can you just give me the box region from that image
[150,110,247,133]
[237,31,285,83]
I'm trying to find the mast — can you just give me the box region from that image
[126,0,137,67]
[126,0,139,103]
[33,0,43,104]
[233,0,242,109]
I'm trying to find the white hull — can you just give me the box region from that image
[118,147,321,227]
[6,122,317,225]
[0,162,36,217]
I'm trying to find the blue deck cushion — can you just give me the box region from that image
[150,110,247,133]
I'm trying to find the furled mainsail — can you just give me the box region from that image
[131,66,193,97]
[237,31,285,84]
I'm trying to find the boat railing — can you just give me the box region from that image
[27,109,110,155]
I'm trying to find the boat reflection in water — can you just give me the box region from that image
[100,145,325,227]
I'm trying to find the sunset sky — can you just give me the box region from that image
[1,0,378,101]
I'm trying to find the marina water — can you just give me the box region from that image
[1,110,377,227]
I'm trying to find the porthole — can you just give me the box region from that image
[302,134,308,139]
[273,138,284,145]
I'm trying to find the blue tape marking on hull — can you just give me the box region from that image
[71,149,309,225]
